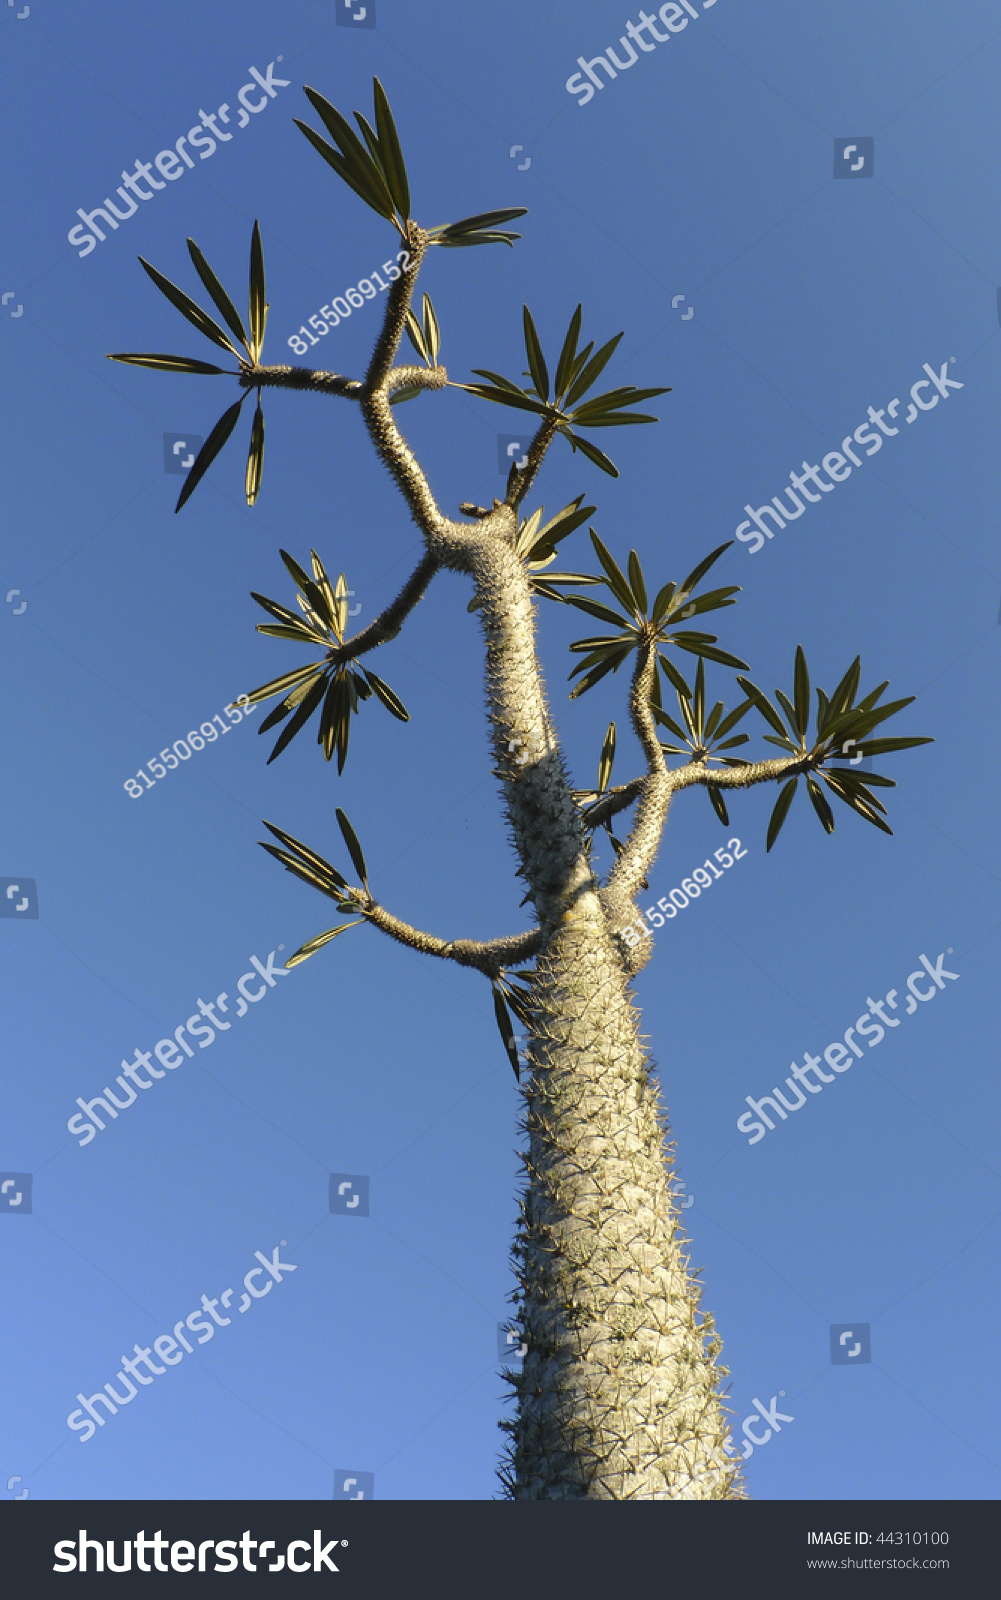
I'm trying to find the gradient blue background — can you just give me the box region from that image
[2,0,999,1502]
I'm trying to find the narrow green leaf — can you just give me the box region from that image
[554,304,582,400]
[597,721,616,794]
[309,552,338,634]
[522,307,549,402]
[853,736,934,756]
[372,77,410,217]
[293,118,395,218]
[423,294,440,366]
[677,687,698,742]
[137,256,240,355]
[244,661,322,707]
[256,623,329,644]
[106,352,230,375]
[302,87,396,213]
[259,843,343,900]
[828,656,862,718]
[318,674,340,761]
[736,676,788,738]
[174,396,246,512]
[793,645,810,741]
[252,591,313,627]
[352,110,386,175]
[245,398,264,506]
[491,986,521,1080]
[651,582,676,625]
[564,593,632,628]
[658,652,691,699]
[248,221,266,363]
[570,386,669,422]
[564,339,594,391]
[336,808,368,888]
[776,689,802,742]
[678,541,733,599]
[262,821,348,887]
[588,531,638,614]
[672,639,749,670]
[570,411,660,428]
[279,549,313,591]
[470,367,529,395]
[404,307,429,363]
[364,669,410,721]
[627,551,648,616]
[285,923,363,968]
[568,641,634,675]
[569,651,631,698]
[458,382,549,416]
[430,229,522,248]
[651,704,688,742]
[805,774,835,833]
[766,777,798,852]
[716,733,750,751]
[711,697,753,741]
[266,674,327,763]
[259,697,293,735]
[692,657,705,736]
[563,333,623,408]
[665,584,741,621]
[430,207,527,236]
[704,700,725,741]
[563,429,618,476]
[186,238,249,353]
[708,784,729,827]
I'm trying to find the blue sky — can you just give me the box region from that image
[1,0,999,1501]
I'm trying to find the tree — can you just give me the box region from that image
[108,79,931,1500]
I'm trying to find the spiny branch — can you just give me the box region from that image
[239,366,363,397]
[605,637,671,902]
[668,754,806,792]
[362,898,542,977]
[506,414,559,511]
[581,777,645,832]
[324,552,440,665]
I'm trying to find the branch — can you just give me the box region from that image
[667,755,806,793]
[240,365,363,397]
[604,638,671,902]
[581,777,645,832]
[506,414,559,510]
[360,898,541,977]
[325,551,439,665]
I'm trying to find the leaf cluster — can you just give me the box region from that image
[258,811,369,968]
[245,549,410,771]
[456,305,670,478]
[107,223,269,511]
[653,657,752,825]
[737,650,933,849]
[566,536,745,698]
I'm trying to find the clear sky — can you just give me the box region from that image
[1,0,999,1502]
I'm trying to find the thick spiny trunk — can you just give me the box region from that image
[501,915,740,1499]
[457,534,739,1497]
